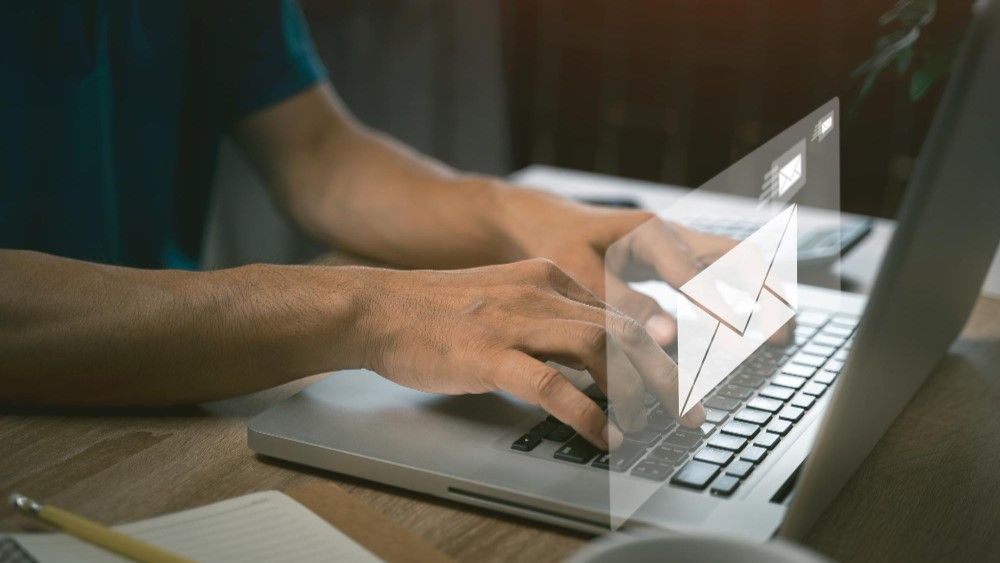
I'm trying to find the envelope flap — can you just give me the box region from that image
[678,205,796,333]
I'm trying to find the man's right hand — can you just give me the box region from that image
[348,258,703,450]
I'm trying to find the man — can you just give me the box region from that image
[0,1,736,450]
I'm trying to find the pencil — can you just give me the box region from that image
[9,493,194,563]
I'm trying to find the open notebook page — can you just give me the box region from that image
[5,491,381,562]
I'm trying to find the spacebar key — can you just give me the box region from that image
[554,435,602,464]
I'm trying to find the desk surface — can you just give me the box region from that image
[3,168,999,562]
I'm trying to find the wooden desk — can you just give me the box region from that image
[2,164,997,561]
[2,296,997,562]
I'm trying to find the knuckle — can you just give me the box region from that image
[526,257,556,275]
[611,314,646,345]
[579,324,608,356]
[530,365,563,399]
[515,283,548,302]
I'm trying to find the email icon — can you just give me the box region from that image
[676,205,797,415]
[778,154,802,196]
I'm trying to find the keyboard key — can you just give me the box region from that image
[529,419,560,438]
[790,394,816,409]
[733,373,766,388]
[833,349,850,361]
[791,353,827,368]
[822,325,854,338]
[721,421,760,438]
[781,363,817,378]
[583,384,607,401]
[768,419,793,435]
[759,385,795,401]
[700,422,716,436]
[546,424,575,442]
[710,475,741,496]
[719,384,754,401]
[605,441,646,472]
[662,429,703,450]
[746,362,778,377]
[755,432,781,449]
[625,427,663,446]
[511,433,542,451]
[694,447,735,465]
[704,408,728,424]
[554,435,602,463]
[760,347,791,362]
[648,408,677,431]
[631,460,674,481]
[648,445,688,465]
[813,334,846,348]
[824,359,845,372]
[726,460,754,478]
[794,325,817,340]
[708,434,747,452]
[813,370,837,385]
[771,374,807,389]
[778,406,805,422]
[670,460,720,490]
[592,452,610,470]
[735,408,772,425]
[704,396,741,412]
[830,314,860,329]
[740,446,768,464]
[802,382,828,397]
[796,311,830,328]
[801,343,836,357]
[747,397,783,413]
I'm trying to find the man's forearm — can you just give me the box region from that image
[0,251,365,405]
[235,85,541,270]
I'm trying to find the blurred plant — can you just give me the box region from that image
[850,0,958,115]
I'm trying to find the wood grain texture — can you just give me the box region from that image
[1,299,997,562]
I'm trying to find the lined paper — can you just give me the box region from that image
[5,492,382,562]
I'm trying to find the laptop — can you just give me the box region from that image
[249,0,1000,540]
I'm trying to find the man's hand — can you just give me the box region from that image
[494,186,741,347]
[352,259,703,450]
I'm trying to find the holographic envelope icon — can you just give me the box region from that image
[676,205,798,414]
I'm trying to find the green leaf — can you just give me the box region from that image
[909,51,952,101]
[896,45,913,73]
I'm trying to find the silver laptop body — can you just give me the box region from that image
[249,1,1000,541]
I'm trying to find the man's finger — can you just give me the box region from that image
[605,310,706,429]
[605,274,677,347]
[499,352,614,449]
[518,320,648,434]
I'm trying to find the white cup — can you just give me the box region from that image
[568,531,832,563]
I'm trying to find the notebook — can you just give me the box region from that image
[2,491,380,562]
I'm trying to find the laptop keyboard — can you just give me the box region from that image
[508,309,858,498]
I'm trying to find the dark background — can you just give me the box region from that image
[300,1,974,220]
[500,0,973,218]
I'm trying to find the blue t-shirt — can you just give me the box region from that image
[0,1,326,268]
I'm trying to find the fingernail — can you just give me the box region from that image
[604,424,624,450]
[645,314,677,346]
[680,403,706,428]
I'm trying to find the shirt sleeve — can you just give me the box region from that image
[195,0,328,126]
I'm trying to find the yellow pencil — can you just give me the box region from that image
[9,493,194,563]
